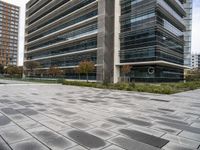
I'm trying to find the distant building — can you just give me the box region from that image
[0,0,19,66]
[24,0,192,82]
[191,54,200,69]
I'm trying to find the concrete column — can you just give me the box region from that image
[113,0,121,83]
[97,0,115,83]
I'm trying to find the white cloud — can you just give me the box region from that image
[192,0,200,54]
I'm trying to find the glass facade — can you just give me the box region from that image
[27,0,96,33]
[38,52,97,68]
[28,23,97,51]
[28,9,98,42]
[27,38,97,60]
[25,0,191,82]
[119,0,186,82]
[121,65,183,82]
[25,0,98,80]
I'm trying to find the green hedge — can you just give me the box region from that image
[62,80,200,94]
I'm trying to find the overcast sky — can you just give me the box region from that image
[2,0,200,66]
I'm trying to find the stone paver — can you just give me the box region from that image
[0,79,200,150]
[0,136,11,150]
[10,138,50,150]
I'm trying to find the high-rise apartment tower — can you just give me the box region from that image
[0,0,19,66]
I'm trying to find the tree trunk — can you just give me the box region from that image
[86,73,88,82]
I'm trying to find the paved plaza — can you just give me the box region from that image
[0,79,200,150]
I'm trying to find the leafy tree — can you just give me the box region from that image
[35,69,46,78]
[24,61,40,76]
[79,60,95,82]
[16,66,23,77]
[4,65,21,77]
[0,64,4,74]
[48,66,63,78]
[121,65,132,82]
[185,68,200,81]
[74,66,81,80]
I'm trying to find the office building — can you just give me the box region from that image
[25,0,191,82]
[0,0,19,66]
[191,54,200,69]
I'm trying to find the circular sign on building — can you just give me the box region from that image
[148,67,155,75]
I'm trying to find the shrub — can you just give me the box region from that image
[57,79,65,83]
[129,82,136,88]
[114,83,129,90]
[62,80,200,94]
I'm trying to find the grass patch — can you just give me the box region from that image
[62,80,200,94]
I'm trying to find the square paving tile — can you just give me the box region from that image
[8,114,31,123]
[151,124,182,135]
[70,121,95,130]
[0,115,15,127]
[162,134,199,149]
[109,136,159,150]
[68,145,88,150]
[179,131,200,142]
[1,125,32,144]
[88,128,117,140]
[67,130,110,149]
[1,81,200,150]
[117,128,169,148]
[0,137,11,150]
[102,145,125,150]
[17,120,42,130]
[28,126,76,150]
[91,121,117,129]
[162,142,194,150]
[39,119,71,131]
[10,138,49,150]
[1,107,20,115]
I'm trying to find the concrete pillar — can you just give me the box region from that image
[113,0,121,83]
[97,0,115,83]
